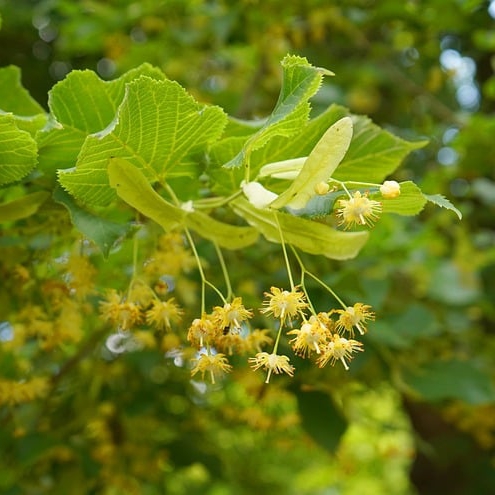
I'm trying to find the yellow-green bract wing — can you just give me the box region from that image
[270,116,353,210]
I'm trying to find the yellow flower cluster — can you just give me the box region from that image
[0,376,50,406]
[187,298,274,383]
[249,288,375,382]
[8,299,83,351]
[99,288,183,335]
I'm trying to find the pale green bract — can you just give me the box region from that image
[270,116,353,210]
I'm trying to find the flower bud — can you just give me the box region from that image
[380,180,401,199]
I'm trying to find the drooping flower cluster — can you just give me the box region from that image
[248,286,375,382]
[187,298,274,383]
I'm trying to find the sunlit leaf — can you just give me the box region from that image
[38,64,166,175]
[225,55,332,169]
[59,76,227,206]
[381,181,427,215]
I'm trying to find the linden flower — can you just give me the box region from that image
[380,180,401,199]
[191,353,232,384]
[288,315,330,358]
[337,191,382,229]
[334,303,375,336]
[212,297,253,334]
[215,333,246,355]
[146,298,183,331]
[187,314,220,348]
[260,287,308,327]
[316,334,364,370]
[249,352,295,383]
[99,290,142,330]
[246,329,273,353]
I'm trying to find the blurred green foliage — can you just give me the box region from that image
[1,1,495,494]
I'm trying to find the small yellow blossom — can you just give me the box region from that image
[288,315,330,357]
[0,376,50,406]
[212,297,253,333]
[334,303,375,336]
[187,314,220,348]
[65,254,96,299]
[246,329,273,353]
[314,181,330,195]
[129,281,155,308]
[215,333,246,355]
[260,287,308,327]
[146,298,183,331]
[144,233,196,277]
[380,180,401,199]
[99,290,142,330]
[336,191,382,229]
[317,334,364,370]
[249,352,295,383]
[191,353,232,384]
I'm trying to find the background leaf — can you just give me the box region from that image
[53,187,129,258]
[225,55,331,170]
[0,191,49,222]
[424,193,463,219]
[0,65,45,115]
[333,111,428,183]
[0,114,38,185]
[294,388,347,453]
[404,359,495,405]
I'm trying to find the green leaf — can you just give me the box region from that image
[404,359,495,405]
[231,197,368,260]
[108,158,258,249]
[271,117,353,209]
[368,304,440,349]
[0,114,38,185]
[424,193,462,219]
[53,187,129,258]
[0,66,45,116]
[37,64,166,175]
[0,191,49,222]
[381,181,428,215]
[333,112,428,183]
[295,388,347,452]
[59,77,227,206]
[225,55,332,169]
